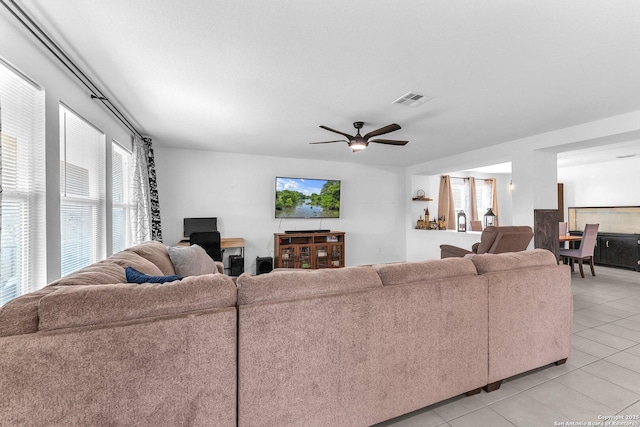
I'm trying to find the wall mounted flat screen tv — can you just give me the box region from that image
[275,177,341,218]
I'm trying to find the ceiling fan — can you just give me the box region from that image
[310,121,408,152]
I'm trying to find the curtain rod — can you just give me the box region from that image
[446,176,496,180]
[1,0,145,139]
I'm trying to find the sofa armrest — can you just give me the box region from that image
[215,261,224,274]
[439,244,473,258]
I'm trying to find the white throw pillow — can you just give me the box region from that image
[167,244,218,277]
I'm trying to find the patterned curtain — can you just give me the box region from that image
[144,137,163,241]
[131,136,163,243]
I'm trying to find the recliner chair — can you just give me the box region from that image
[190,231,224,262]
[440,226,534,258]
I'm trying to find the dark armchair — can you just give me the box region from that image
[440,226,534,259]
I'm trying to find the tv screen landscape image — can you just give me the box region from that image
[275,177,341,218]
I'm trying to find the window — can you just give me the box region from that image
[475,179,494,217]
[451,177,468,215]
[451,176,495,221]
[112,142,132,253]
[0,58,46,306]
[60,105,105,276]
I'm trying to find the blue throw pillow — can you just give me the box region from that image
[125,266,182,284]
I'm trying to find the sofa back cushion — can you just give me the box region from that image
[50,251,164,287]
[374,257,477,286]
[124,240,177,275]
[237,266,383,305]
[238,270,488,426]
[471,248,557,273]
[38,274,237,332]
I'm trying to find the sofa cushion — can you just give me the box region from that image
[49,260,126,286]
[237,266,383,305]
[124,240,177,275]
[0,287,59,337]
[471,249,557,274]
[50,252,163,287]
[38,274,237,332]
[167,244,219,277]
[125,266,182,284]
[108,252,165,276]
[373,257,477,286]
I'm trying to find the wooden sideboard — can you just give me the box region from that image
[568,206,640,272]
[274,231,345,269]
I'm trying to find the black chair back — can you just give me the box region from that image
[190,231,223,262]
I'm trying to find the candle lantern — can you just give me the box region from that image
[484,208,497,228]
[457,211,467,232]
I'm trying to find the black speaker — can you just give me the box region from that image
[256,256,273,275]
[229,255,244,276]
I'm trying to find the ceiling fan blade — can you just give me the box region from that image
[319,125,354,140]
[309,140,347,144]
[369,139,409,146]
[363,123,401,141]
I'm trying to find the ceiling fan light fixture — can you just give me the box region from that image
[350,141,367,152]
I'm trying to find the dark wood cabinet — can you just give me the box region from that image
[274,232,345,269]
[596,233,640,271]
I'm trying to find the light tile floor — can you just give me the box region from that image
[375,266,640,427]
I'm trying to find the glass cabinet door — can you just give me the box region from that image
[299,245,312,268]
[315,245,328,268]
[280,246,296,269]
[329,244,342,267]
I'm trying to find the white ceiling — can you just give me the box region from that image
[16,0,640,167]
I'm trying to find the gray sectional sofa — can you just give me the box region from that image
[0,241,572,426]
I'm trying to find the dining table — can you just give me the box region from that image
[559,235,582,248]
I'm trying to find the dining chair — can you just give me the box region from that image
[558,222,568,249]
[470,220,483,231]
[558,223,599,278]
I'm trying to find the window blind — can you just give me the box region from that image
[112,141,132,253]
[0,58,46,306]
[60,105,105,276]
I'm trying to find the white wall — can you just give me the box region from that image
[558,156,640,218]
[154,148,406,273]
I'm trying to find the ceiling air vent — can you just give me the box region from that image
[392,92,433,107]
[615,154,638,159]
